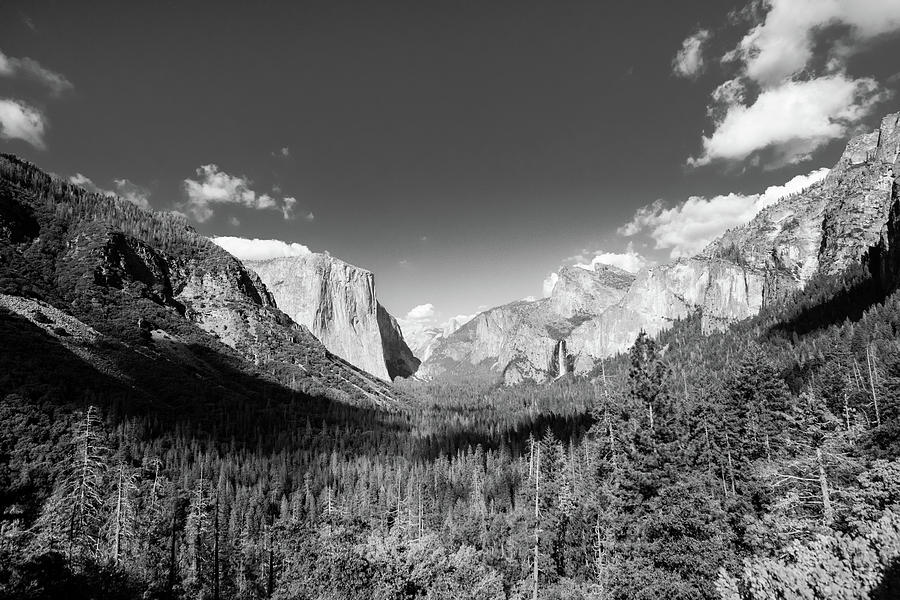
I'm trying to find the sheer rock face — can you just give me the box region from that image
[0,154,406,408]
[245,255,419,381]
[404,317,469,364]
[550,265,634,318]
[422,111,900,383]
[421,265,636,384]
[566,258,774,372]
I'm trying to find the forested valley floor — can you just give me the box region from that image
[4,260,900,600]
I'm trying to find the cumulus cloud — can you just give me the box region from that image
[673,29,710,79]
[68,172,152,210]
[0,98,46,149]
[282,196,296,220]
[690,75,885,167]
[686,0,900,168]
[620,167,829,258]
[112,179,151,210]
[732,0,900,87]
[211,236,312,261]
[574,246,648,274]
[0,48,72,95]
[183,164,300,223]
[542,272,559,297]
[405,303,435,322]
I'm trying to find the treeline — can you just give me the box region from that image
[2,194,900,597]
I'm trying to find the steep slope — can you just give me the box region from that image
[421,264,635,384]
[422,111,900,383]
[0,154,405,409]
[404,315,470,364]
[243,255,419,381]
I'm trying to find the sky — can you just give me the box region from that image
[2,0,900,333]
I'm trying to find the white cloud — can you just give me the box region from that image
[282,196,296,220]
[303,211,315,222]
[405,303,435,321]
[732,0,900,87]
[398,305,475,340]
[542,272,559,297]
[620,167,829,258]
[673,29,710,79]
[442,313,475,335]
[112,179,151,210]
[183,164,299,223]
[690,75,885,167]
[0,98,46,149]
[280,146,290,157]
[212,236,312,261]
[0,49,72,95]
[68,172,151,210]
[69,173,97,188]
[685,0,900,168]
[575,246,647,273]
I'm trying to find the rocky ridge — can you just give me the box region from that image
[422,111,900,384]
[0,154,405,408]
[244,255,419,381]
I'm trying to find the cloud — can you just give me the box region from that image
[398,305,476,339]
[673,29,710,79]
[542,272,559,297]
[303,211,315,221]
[183,164,300,223]
[68,173,152,210]
[405,303,435,322]
[0,49,72,95]
[620,167,829,258]
[280,146,290,157]
[574,245,648,273]
[731,0,900,87]
[112,179,151,210]
[211,236,312,261]
[442,313,475,335]
[684,0,900,168]
[0,98,46,149]
[282,196,296,220]
[689,75,885,167]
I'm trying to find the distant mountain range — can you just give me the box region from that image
[2,111,898,394]
[418,111,900,384]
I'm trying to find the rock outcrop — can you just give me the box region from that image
[422,111,900,383]
[0,154,406,408]
[421,263,636,384]
[243,255,419,381]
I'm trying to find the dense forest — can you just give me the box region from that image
[2,154,900,599]
[3,254,900,599]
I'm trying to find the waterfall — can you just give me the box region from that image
[556,340,566,378]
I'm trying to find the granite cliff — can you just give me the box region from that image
[243,255,419,381]
[0,154,405,408]
[420,263,635,384]
[422,111,900,383]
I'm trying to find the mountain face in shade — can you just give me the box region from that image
[0,155,406,409]
[422,111,900,384]
[243,255,419,381]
